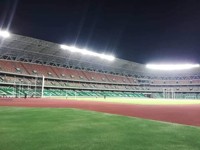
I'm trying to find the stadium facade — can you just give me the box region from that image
[0,33,200,99]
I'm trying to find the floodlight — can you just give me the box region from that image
[60,44,69,49]
[60,44,115,61]
[146,64,200,71]
[80,49,88,55]
[0,30,10,38]
[99,54,115,61]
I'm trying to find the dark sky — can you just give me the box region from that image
[0,0,200,64]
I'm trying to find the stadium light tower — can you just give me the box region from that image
[60,44,115,61]
[0,30,10,38]
[146,64,200,71]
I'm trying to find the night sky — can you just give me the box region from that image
[0,0,200,64]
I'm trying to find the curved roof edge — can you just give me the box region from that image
[0,33,199,76]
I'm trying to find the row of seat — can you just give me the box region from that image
[0,86,146,98]
[1,60,200,85]
[0,60,135,83]
[151,79,200,85]
[1,86,200,99]
[1,76,200,92]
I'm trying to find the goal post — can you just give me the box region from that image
[41,75,45,98]
[163,88,175,99]
[35,75,45,98]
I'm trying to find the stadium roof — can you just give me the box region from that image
[0,33,199,77]
[0,33,144,74]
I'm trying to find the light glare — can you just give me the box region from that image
[0,30,10,38]
[60,44,115,61]
[146,64,200,71]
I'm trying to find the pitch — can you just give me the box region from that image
[0,107,200,150]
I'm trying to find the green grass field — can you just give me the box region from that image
[0,107,200,150]
[48,96,200,105]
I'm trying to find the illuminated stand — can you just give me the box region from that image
[163,88,175,99]
[146,63,200,100]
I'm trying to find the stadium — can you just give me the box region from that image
[0,30,200,149]
[1,32,200,99]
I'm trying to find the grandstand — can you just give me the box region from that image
[0,33,200,99]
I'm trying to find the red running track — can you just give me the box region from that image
[0,98,200,127]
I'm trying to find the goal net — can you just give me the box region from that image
[13,75,45,98]
[163,88,175,99]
